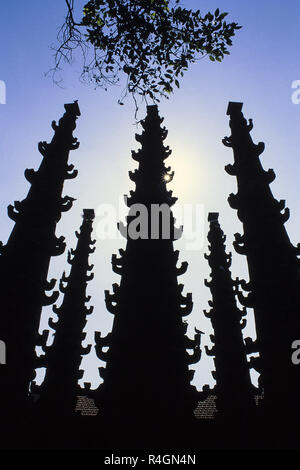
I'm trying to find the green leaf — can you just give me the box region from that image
[219,12,228,20]
[59,0,242,106]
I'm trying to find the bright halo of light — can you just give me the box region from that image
[163,173,172,183]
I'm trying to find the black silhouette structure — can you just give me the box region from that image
[0,102,80,418]
[0,100,300,450]
[31,209,96,418]
[203,212,256,423]
[93,105,201,446]
[223,102,300,433]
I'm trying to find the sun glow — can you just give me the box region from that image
[163,173,172,183]
[163,170,174,183]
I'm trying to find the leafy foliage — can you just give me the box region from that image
[54,0,241,105]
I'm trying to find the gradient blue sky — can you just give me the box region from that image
[1,1,300,391]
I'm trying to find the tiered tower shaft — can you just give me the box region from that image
[32,209,95,417]
[223,101,300,420]
[95,106,201,432]
[0,102,80,410]
[204,212,256,421]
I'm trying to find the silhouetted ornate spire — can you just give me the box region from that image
[127,105,177,208]
[204,212,256,421]
[32,209,95,416]
[94,106,201,442]
[223,102,300,422]
[0,102,80,413]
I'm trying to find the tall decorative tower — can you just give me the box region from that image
[0,102,81,412]
[204,212,256,421]
[94,106,201,440]
[32,209,95,417]
[223,102,300,423]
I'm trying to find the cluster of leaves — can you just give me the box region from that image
[54,0,241,105]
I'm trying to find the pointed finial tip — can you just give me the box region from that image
[208,212,219,222]
[146,104,159,114]
[227,101,243,116]
[83,209,95,220]
[64,100,81,116]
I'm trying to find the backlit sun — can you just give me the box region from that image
[163,173,172,183]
